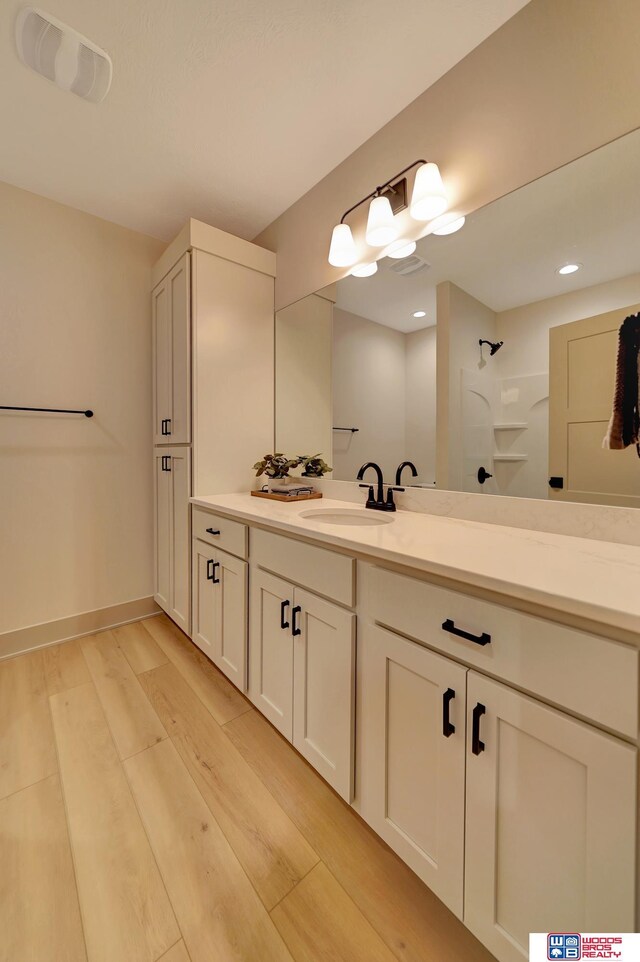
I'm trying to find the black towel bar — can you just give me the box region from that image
[0,405,94,417]
[333,426,359,433]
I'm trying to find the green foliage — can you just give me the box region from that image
[252,453,300,479]
[298,453,332,478]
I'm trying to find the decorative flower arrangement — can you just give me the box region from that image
[298,454,332,478]
[252,453,332,481]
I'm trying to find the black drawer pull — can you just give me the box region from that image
[206,559,215,581]
[291,605,302,636]
[442,688,456,737]
[165,418,172,436]
[471,702,486,755]
[161,418,167,435]
[210,561,220,584]
[206,527,221,536]
[280,600,290,630]
[442,619,491,647]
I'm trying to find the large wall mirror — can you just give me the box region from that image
[275,128,640,508]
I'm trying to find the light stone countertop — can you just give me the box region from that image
[191,493,640,639]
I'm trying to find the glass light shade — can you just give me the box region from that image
[328,223,357,267]
[432,214,465,235]
[383,239,417,259]
[410,162,448,221]
[350,261,378,277]
[365,195,399,247]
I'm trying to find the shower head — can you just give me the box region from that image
[479,339,504,356]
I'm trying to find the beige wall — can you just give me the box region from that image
[0,181,164,638]
[275,293,333,461]
[496,272,640,379]
[256,0,640,311]
[332,308,406,482]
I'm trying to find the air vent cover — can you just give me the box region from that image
[388,254,430,276]
[16,7,112,103]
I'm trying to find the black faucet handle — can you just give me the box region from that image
[359,483,376,507]
[384,486,404,512]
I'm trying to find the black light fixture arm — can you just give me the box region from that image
[339,159,427,224]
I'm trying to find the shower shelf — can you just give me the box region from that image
[492,453,528,462]
[492,422,527,430]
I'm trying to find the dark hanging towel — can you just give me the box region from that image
[603,313,640,457]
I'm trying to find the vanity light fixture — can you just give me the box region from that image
[384,239,417,258]
[351,262,378,278]
[432,214,466,235]
[557,263,582,275]
[327,159,449,268]
[412,310,427,318]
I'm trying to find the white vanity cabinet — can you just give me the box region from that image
[249,529,356,801]
[359,561,639,955]
[153,448,191,633]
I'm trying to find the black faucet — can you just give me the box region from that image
[395,461,418,486]
[357,462,404,512]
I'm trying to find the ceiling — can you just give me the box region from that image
[0,0,528,241]
[336,128,640,332]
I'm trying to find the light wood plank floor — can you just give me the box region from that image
[0,614,496,962]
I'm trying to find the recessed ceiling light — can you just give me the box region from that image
[383,239,417,259]
[412,310,427,318]
[432,214,466,235]
[557,263,582,275]
[351,262,378,278]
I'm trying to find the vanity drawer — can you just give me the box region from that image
[192,507,248,560]
[363,565,638,738]
[251,528,355,608]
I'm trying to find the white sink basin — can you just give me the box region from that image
[300,508,394,526]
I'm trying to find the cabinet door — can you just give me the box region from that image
[248,568,294,739]
[153,450,171,612]
[152,254,191,445]
[192,543,248,690]
[168,449,191,635]
[359,625,467,916]
[292,588,356,801]
[152,278,171,446]
[465,672,637,962]
[192,538,217,660]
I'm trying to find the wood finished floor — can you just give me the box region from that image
[0,614,495,962]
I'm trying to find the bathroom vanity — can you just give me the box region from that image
[189,492,640,962]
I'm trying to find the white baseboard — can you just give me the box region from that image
[0,596,161,661]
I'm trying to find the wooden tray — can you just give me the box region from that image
[251,490,323,503]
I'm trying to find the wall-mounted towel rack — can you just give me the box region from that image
[333,426,359,433]
[0,405,94,417]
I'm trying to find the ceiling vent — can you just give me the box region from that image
[15,7,112,103]
[388,254,431,276]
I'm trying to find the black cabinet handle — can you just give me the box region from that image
[442,688,456,737]
[165,418,172,436]
[206,528,221,536]
[161,418,169,435]
[442,619,491,647]
[471,703,486,755]
[280,600,290,630]
[206,559,215,581]
[291,605,302,636]
[211,561,220,584]
[161,455,171,472]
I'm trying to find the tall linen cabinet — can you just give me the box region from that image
[151,219,276,634]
